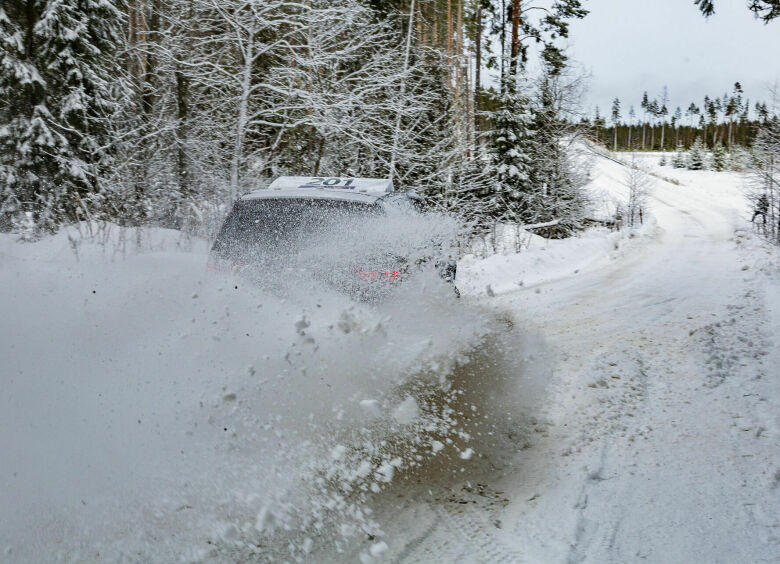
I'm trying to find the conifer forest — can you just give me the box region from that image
[2,1,779,243]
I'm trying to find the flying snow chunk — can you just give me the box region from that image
[370,541,389,557]
[460,448,474,460]
[359,399,382,417]
[255,506,276,533]
[301,537,313,554]
[356,460,373,478]
[392,396,419,425]
[432,440,444,454]
[218,523,239,542]
[375,461,395,483]
[331,444,347,461]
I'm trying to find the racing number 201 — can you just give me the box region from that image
[309,178,354,186]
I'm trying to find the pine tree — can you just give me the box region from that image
[641,91,649,149]
[697,0,780,22]
[611,97,621,151]
[711,142,728,171]
[659,152,667,166]
[0,0,123,231]
[688,137,707,170]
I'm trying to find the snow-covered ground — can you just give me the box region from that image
[355,153,780,563]
[1,152,779,563]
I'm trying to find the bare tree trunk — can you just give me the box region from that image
[660,121,665,151]
[728,119,733,147]
[474,1,481,133]
[467,52,474,150]
[128,0,149,226]
[175,66,189,203]
[141,0,159,116]
[416,0,423,44]
[455,0,463,106]
[389,0,415,184]
[313,137,326,175]
[500,0,506,84]
[230,27,253,204]
[446,0,452,61]
[510,0,520,78]
[432,0,438,47]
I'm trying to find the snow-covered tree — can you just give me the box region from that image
[522,65,590,236]
[483,76,535,225]
[711,142,728,171]
[0,0,123,232]
[748,115,780,244]
[672,145,687,168]
[688,137,707,170]
[625,152,651,227]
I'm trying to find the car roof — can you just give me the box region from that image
[241,188,382,205]
[242,176,392,202]
[237,177,429,210]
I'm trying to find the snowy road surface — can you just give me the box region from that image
[1,156,779,563]
[356,159,780,563]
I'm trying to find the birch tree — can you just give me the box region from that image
[624,152,650,227]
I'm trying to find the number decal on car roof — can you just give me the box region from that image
[297,178,356,189]
[265,176,394,194]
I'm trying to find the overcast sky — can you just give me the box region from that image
[563,0,780,119]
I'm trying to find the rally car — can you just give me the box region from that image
[208,176,458,300]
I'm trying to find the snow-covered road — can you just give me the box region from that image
[491,163,780,563]
[338,159,780,562]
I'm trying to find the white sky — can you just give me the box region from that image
[563,0,780,119]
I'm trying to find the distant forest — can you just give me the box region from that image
[585,83,775,151]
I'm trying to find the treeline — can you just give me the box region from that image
[1,0,592,240]
[587,83,775,152]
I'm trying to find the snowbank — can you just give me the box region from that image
[458,148,658,298]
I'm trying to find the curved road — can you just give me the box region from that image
[355,161,780,563]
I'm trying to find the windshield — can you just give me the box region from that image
[212,197,382,261]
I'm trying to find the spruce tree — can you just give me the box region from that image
[659,152,667,166]
[672,145,687,168]
[711,142,727,171]
[522,67,589,236]
[0,0,123,232]
[687,137,707,170]
[484,76,535,224]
